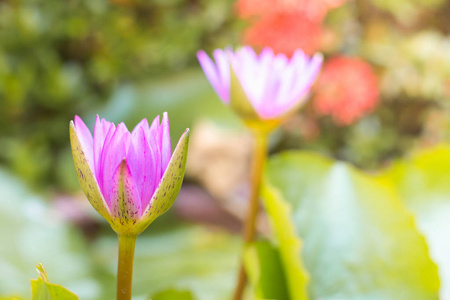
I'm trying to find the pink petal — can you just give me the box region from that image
[147,131,162,188]
[73,116,94,171]
[291,53,323,101]
[132,119,149,137]
[110,159,142,219]
[212,49,231,101]
[100,123,130,206]
[94,115,114,181]
[127,126,158,210]
[197,50,230,102]
[160,112,172,173]
[258,47,275,61]
[149,115,160,135]
[96,122,116,192]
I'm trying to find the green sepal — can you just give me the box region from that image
[69,121,112,223]
[130,128,190,235]
[229,64,260,121]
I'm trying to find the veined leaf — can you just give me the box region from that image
[264,151,439,300]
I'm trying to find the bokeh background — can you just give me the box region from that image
[1,0,450,299]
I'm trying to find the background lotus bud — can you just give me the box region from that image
[197,46,323,131]
[69,113,189,235]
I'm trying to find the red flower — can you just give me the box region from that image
[314,56,379,125]
[236,0,349,23]
[244,11,322,56]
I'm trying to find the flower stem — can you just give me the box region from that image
[117,234,137,300]
[233,129,268,300]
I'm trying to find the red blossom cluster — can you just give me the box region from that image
[313,56,379,125]
[244,12,322,56]
[236,0,348,55]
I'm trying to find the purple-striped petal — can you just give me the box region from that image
[134,129,190,235]
[94,116,115,181]
[100,123,130,205]
[128,126,157,211]
[160,112,171,172]
[131,118,149,137]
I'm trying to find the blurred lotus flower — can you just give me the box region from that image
[197,46,323,130]
[69,113,189,235]
[314,56,379,125]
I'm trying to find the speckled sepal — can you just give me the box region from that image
[132,128,190,235]
[69,121,112,223]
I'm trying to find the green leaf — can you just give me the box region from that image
[379,145,450,299]
[264,151,440,300]
[151,289,195,300]
[30,278,79,300]
[260,184,309,300]
[244,240,290,300]
[31,263,79,300]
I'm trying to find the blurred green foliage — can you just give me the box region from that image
[152,289,195,300]
[0,0,239,190]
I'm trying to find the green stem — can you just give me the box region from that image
[233,129,269,300]
[117,234,137,300]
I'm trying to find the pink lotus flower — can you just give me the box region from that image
[197,46,322,126]
[69,113,189,235]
